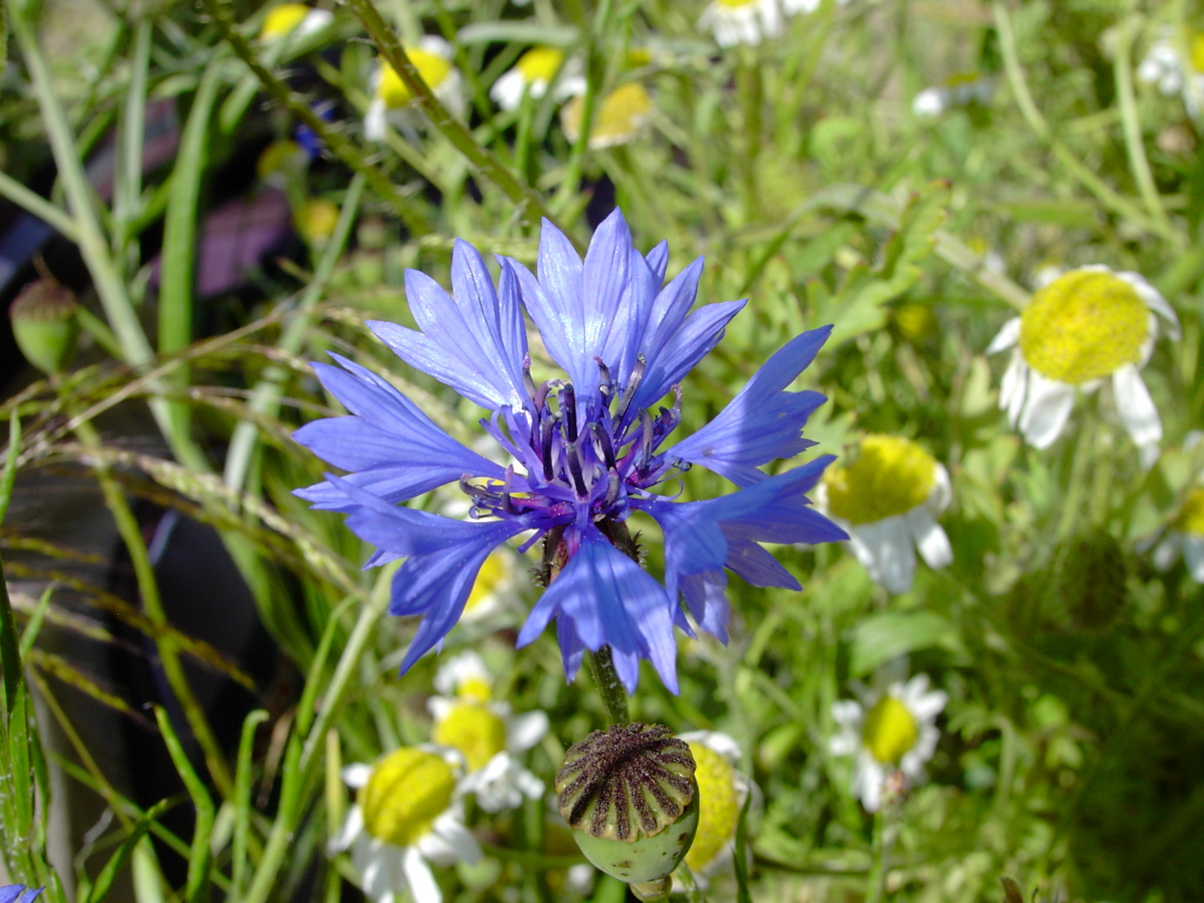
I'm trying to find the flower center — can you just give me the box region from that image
[684,742,739,871]
[716,0,759,8]
[433,702,507,771]
[563,84,654,147]
[463,357,683,534]
[516,47,564,84]
[823,435,936,524]
[361,748,456,846]
[260,4,310,38]
[1018,270,1149,385]
[1191,33,1204,73]
[378,50,453,108]
[862,696,919,766]
[1174,487,1204,536]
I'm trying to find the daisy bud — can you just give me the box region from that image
[556,723,698,901]
[9,278,79,375]
[1051,530,1127,631]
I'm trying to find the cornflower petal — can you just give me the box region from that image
[668,326,832,485]
[328,476,534,672]
[368,241,528,410]
[294,357,505,509]
[516,526,677,693]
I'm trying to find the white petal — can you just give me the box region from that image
[330,806,365,853]
[342,764,373,788]
[1113,365,1162,448]
[678,730,742,762]
[998,351,1028,426]
[364,99,387,142]
[507,710,549,752]
[852,754,885,812]
[985,317,1021,354]
[907,508,953,570]
[848,516,917,594]
[1184,534,1204,583]
[1019,372,1075,449]
[401,846,442,903]
[1120,271,1181,340]
[1152,534,1180,571]
[927,463,953,515]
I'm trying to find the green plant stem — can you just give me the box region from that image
[737,48,762,226]
[555,0,614,218]
[1055,396,1098,541]
[66,409,233,798]
[1113,15,1175,239]
[992,0,1183,249]
[223,171,367,492]
[587,647,630,727]
[343,0,568,236]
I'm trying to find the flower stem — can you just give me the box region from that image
[587,647,630,727]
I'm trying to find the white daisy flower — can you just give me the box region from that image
[258,3,333,41]
[699,0,849,48]
[1154,486,1204,582]
[560,82,655,149]
[986,266,1180,453]
[490,47,580,112]
[365,37,465,142]
[428,654,548,813]
[333,746,481,903]
[830,673,947,812]
[911,73,994,117]
[675,731,759,886]
[818,435,953,595]
[1138,28,1204,114]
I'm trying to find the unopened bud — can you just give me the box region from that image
[9,278,79,375]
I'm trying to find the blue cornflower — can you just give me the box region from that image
[0,886,44,903]
[295,210,846,692]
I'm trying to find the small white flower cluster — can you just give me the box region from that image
[699,0,851,48]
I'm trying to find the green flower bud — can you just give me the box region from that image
[556,723,698,901]
[9,278,79,375]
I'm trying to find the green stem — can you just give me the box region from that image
[587,647,630,727]
[67,408,233,798]
[1055,395,1097,542]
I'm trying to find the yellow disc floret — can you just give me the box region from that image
[1174,487,1204,536]
[562,83,653,148]
[260,4,310,39]
[823,435,937,525]
[1190,33,1204,73]
[516,47,564,84]
[361,748,456,846]
[862,696,920,766]
[1018,270,1149,385]
[717,0,759,7]
[378,50,453,108]
[296,198,340,245]
[465,553,506,615]
[684,742,739,872]
[433,702,507,771]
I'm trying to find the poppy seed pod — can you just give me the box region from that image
[556,722,698,901]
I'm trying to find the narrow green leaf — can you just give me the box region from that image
[153,707,214,903]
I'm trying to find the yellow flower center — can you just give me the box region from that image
[1174,487,1204,535]
[862,696,919,766]
[260,4,310,38]
[716,0,759,8]
[563,83,654,147]
[456,675,493,704]
[361,748,456,847]
[256,140,305,181]
[823,435,937,524]
[465,552,506,614]
[1018,270,1149,385]
[516,47,564,84]
[295,198,340,244]
[378,50,453,108]
[684,742,739,871]
[1190,33,1204,73]
[893,303,938,343]
[433,702,507,771]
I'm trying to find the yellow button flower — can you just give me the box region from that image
[830,672,947,812]
[987,265,1180,453]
